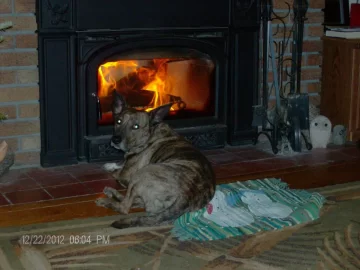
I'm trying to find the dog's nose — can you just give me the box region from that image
[112,136,122,144]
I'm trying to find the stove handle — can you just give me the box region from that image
[91,93,102,120]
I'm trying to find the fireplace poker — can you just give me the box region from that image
[286,0,312,152]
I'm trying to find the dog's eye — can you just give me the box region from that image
[117,119,122,125]
[132,124,139,130]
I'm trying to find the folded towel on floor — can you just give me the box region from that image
[171,178,326,241]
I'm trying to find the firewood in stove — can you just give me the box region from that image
[116,65,155,92]
[99,90,155,112]
[168,94,186,110]
[123,90,155,107]
[99,64,157,112]
[114,71,147,96]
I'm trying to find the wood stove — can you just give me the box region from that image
[37,0,260,167]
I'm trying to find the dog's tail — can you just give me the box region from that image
[111,199,188,229]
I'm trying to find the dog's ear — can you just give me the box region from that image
[148,103,172,125]
[112,90,127,115]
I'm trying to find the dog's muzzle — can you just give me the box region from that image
[110,136,122,150]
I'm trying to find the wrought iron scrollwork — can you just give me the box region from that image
[46,0,69,25]
[253,0,313,154]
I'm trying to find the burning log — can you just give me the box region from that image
[168,94,186,110]
[99,65,157,112]
[97,57,212,114]
[114,71,147,96]
[99,90,187,113]
[99,90,155,112]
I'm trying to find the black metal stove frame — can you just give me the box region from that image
[36,0,260,167]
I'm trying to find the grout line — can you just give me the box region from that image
[0,13,35,17]
[1,185,43,194]
[0,83,38,88]
[3,198,56,207]
[0,48,37,53]
[0,193,108,211]
[34,178,114,190]
[214,156,299,167]
[0,66,38,71]
[42,187,54,199]
[0,176,116,196]
[78,178,115,183]
[1,193,13,205]
[10,164,40,170]
[15,102,19,119]
[2,118,39,123]
[0,31,36,36]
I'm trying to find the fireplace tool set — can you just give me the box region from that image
[252,0,312,154]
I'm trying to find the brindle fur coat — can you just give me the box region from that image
[95,91,215,229]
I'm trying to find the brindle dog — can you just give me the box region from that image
[95,91,215,229]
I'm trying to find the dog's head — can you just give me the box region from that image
[111,90,172,152]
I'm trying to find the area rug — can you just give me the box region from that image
[1,181,360,270]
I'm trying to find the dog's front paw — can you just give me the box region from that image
[103,186,116,198]
[103,163,123,172]
[95,198,113,208]
[103,186,124,201]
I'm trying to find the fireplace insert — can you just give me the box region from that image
[96,49,216,126]
[37,0,260,167]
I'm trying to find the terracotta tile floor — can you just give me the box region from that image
[0,144,359,207]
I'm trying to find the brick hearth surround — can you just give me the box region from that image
[0,0,324,167]
[0,0,39,167]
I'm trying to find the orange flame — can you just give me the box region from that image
[98,59,173,112]
[98,60,138,97]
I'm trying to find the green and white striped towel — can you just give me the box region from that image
[171,178,326,241]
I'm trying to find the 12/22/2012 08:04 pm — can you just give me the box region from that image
[20,234,111,245]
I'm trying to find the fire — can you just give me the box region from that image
[143,76,166,110]
[98,60,138,97]
[98,59,173,112]
[96,56,214,126]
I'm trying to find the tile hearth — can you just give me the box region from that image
[0,145,359,207]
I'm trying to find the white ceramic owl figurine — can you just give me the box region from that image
[332,125,347,145]
[310,115,332,148]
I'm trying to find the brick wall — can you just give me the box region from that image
[268,0,324,108]
[0,0,40,167]
[0,0,324,167]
